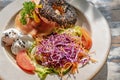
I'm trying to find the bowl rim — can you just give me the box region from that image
[0,0,111,80]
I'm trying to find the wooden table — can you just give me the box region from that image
[0,0,120,80]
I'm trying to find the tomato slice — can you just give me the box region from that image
[80,28,92,50]
[16,50,35,73]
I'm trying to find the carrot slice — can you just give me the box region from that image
[80,28,92,50]
[70,62,78,74]
[16,50,35,73]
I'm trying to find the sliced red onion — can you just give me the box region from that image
[79,56,90,66]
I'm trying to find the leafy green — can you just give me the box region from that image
[54,26,82,37]
[20,10,27,25]
[28,39,74,80]
[28,41,36,53]
[53,66,72,76]
[35,65,53,80]
[62,66,72,75]
[35,64,71,80]
[20,1,36,25]
[28,46,53,80]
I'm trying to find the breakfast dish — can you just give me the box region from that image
[0,0,111,80]
[1,0,93,80]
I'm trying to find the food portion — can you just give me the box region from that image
[15,0,77,36]
[1,28,34,55]
[1,28,21,46]
[16,50,35,73]
[39,0,77,26]
[11,35,33,55]
[35,33,90,69]
[1,0,95,80]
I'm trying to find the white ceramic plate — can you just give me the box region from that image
[0,0,111,80]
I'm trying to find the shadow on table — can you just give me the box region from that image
[0,77,4,80]
[92,62,108,80]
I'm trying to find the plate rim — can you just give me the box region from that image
[68,0,111,79]
[0,0,111,80]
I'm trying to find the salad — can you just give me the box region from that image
[1,0,95,80]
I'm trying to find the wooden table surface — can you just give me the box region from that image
[0,0,120,80]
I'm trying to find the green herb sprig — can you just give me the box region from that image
[20,1,36,25]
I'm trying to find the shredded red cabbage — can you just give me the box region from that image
[36,34,89,68]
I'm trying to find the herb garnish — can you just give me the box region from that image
[20,1,36,25]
